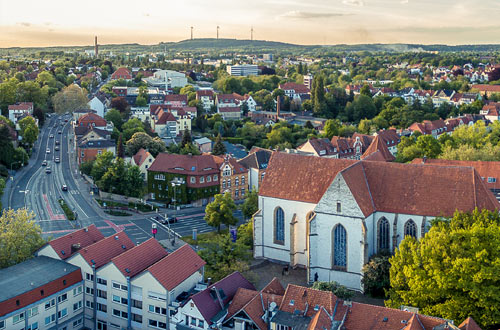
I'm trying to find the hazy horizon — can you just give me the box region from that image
[1,0,500,48]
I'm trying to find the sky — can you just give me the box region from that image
[1,0,500,47]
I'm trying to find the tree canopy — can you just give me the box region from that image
[204,192,238,232]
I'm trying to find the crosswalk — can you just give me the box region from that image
[150,214,214,237]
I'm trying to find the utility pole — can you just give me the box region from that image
[251,27,254,41]
[190,26,193,40]
[217,26,220,40]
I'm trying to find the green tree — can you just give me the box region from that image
[90,151,114,182]
[180,130,192,148]
[386,209,500,329]
[241,189,258,220]
[415,135,442,159]
[212,134,226,155]
[204,192,238,232]
[0,177,5,209]
[323,119,341,139]
[361,253,391,297]
[18,116,39,148]
[117,134,124,158]
[135,95,147,107]
[0,209,45,269]
[122,118,145,141]
[124,165,144,197]
[104,108,123,130]
[52,84,88,114]
[311,281,353,300]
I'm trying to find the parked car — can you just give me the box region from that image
[55,157,60,163]
[42,160,47,166]
[45,167,51,174]
[61,184,68,191]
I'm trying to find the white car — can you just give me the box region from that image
[46,148,50,154]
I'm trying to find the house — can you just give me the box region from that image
[194,137,212,153]
[76,113,108,130]
[130,148,155,180]
[238,147,272,191]
[297,138,338,157]
[87,96,106,118]
[153,110,178,138]
[0,256,84,330]
[373,129,400,155]
[148,153,220,206]
[480,103,500,122]
[253,152,498,290]
[471,84,500,97]
[196,90,214,111]
[111,67,132,81]
[361,135,396,162]
[216,93,243,110]
[218,107,242,120]
[432,89,455,107]
[214,155,249,200]
[172,272,255,330]
[407,119,449,137]
[8,102,34,124]
[77,139,116,164]
[330,133,374,159]
[222,141,248,159]
[279,82,310,100]
[226,64,258,76]
[73,108,97,123]
[165,94,188,107]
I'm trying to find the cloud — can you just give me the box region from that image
[17,22,31,27]
[342,0,364,6]
[279,10,349,19]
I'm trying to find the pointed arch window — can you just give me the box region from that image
[404,219,417,238]
[274,207,285,245]
[378,217,390,252]
[333,224,347,269]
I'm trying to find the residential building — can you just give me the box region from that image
[373,129,400,155]
[297,138,337,157]
[148,153,220,206]
[164,94,188,108]
[480,102,500,122]
[279,82,310,100]
[214,155,249,200]
[172,272,255,330]
[8,102,34,124]
[329,133,374,159]
[72,109,97,123]
[193,137,212,153]
[431,89,455,107]
[253,152,498,290]
[303,74,313,90]
[407,119,449,137]
[111,67,132,81]
[0,256,84,330]
[87,96,106,118]
[238,147,272,191]
[361,135,396,162]
[222,141,248,159]
[152,110,178,138]
[76,113,109,130]
[226,64,258,77]
[471,84,500,97]
[218,107,242,120]
[196,89,214,111]
[130,148,155,180]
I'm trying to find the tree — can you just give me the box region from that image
[135,95,147,107]
[104,108,123,130]
[0,209,45,269]
[197,233,251,282]
[311,281,353,300]
[181,130,192,148]
[361,253,391,297]
[90,151,114,182]
[122,118,145,141]
[344,94,377,123]
[124,165,144,197]
[52,84,88,114]
[111,97,129,113]
[386,209,500,329]
[117,134,125,158]
[212,134,226,155]
[18,116,39,148]
[323,119,341,139]
[204,192,238,232]
[241,189,258,220]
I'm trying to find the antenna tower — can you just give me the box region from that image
[190,26,194,40]
[217,26,220,39]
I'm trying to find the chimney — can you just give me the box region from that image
[422,156,427,164]
[71,243,81,253]
[276,96,281,118]
[94,36,98,57]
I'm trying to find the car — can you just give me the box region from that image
[45,167,51,174]
[58,131,62,134]
[159,216,178,224]
[61,184,68,191]
[41,160,47,166]
[64,119,68,122]
[55,157,60,163]
[46,148,50,154]
[55,146,60,151]
[55,140,60,145]
[49,134,54,138]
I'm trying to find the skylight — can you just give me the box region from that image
[191,166,196,171]
[289,299,294,306]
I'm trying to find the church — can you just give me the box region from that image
[253,152,498,291]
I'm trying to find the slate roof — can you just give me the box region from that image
[259,152,357,204]
[44,224,104,260]
[78,139,116,149]
[74,231,134,269]
[191,272,255,325]
[0,256,82,316]
[111,238,167,278]
[222,141,248,159]
[148,244,205,291]
[238,148,272,170]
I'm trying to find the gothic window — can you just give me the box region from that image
[404,219,417,238]
[378,217,390,252]
[332,224,347,269]
[274,207,285,245]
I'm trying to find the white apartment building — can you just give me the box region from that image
[226,64,258,77]
[0,256,85,330]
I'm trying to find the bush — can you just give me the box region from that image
[361,252,391,297]
[104,210,132,216]
[58,199,75,220]
[311,281,354,300]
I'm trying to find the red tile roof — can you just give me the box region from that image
[218,106,241,113]
[280,284,339,317]
[111,238,168,278]
[196,90,214,98]
[8,102,33,111]
[308,308,332,330]
[361,135,395,162]
[259,152,357,203]
[165,94,188,103]
[458,317,482,330]
[471,84,500,93]
[213,155,248,174]
[77,113,107,127]
[279,82,310,94]
[226,288,259,319]
[411,158,500,191]
[156,110,177,125]
[149,153,219,176]
[133,148,152,167]
[148,244,205,291]
[46,224,104,260]
[76,231,134,269]
[261,277,285,295]
[111,67,132,80]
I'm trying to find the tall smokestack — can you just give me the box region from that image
[94,36,98,57]
[276,96,280,118]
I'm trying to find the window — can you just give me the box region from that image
[213,174,218,181]
[241,188,245,196]
[241,176,245,185]
[222,180,226,189]
[132,299,142,309]
[276,325,290,330]
[154,174,166,181]
[190,177,196,183]
[200,176,205,183]
[488,177,497,183]
[235,178,239,186]
[333,224,347,269]
[81,151,84,157]
[199,320,205,328]
[274,207,285,245]
[148,291,166,301]
[227,179,231,187]
[378,217,390,252]
[191,318,197,326]
[0,320,4,330]
[149,320,167,329]
[86,287,94,295]
[404,220,417,238]
[73,301,83,311]
[73,318,83,328]
[96,277,107,285]
[58,293,68,303]
[58,308,68,319]
[28,321,38,330]
[45,314,56,326]
[207,175,211,182]
[45,298,55,310]
[261,173,265,181]
[73,286,83,296]
[336,202,341,213]
[235,190,239,198]
[27,306,38,317]
[97,289,107,299]
[112,309,127,319]
[132,313,142,323]
[86,301,94,309]
[96,303,107,312]
[112,282,127,291]
[85,273,94,281]
[13,312,25,324]
[97,150,102,155]
[121,297,128,305]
